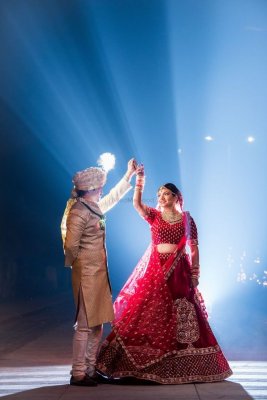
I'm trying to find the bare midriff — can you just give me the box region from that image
[156,243,178,254]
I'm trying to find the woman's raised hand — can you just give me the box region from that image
[136,163,145,176]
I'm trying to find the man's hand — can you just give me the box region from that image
[128,158,137,174]
[124,158,137,181]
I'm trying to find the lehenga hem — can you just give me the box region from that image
[97,338,233,384]
[96,366,233,385]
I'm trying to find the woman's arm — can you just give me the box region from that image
[133,164,147,217]
[190,243,200,287]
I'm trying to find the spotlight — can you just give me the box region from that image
[204,136,214,141]
[97,152,116,172]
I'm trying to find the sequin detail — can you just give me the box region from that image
[145,208,198,245]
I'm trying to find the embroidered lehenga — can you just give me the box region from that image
[96,208,232,384]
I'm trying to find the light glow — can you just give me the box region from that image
[97,152,116,173]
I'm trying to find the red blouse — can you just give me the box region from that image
[144,207,198,246]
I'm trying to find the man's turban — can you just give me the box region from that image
[72,167,107,191]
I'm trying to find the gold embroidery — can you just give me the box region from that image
[97,341,233,384]
[174,298,200,344]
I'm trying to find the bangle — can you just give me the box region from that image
[134,187,143,192]
[191,264,200,278]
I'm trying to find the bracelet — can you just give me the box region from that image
[136,178,145,183]
[191,268,200,274]
[191,264,200,278]
[134,187,143,192]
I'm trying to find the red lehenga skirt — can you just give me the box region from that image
[96,245,232,384]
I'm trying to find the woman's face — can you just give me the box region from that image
[157,188,177,208]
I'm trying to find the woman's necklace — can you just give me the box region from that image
[161,210,183,223]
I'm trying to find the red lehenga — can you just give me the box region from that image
[96,208,232,384]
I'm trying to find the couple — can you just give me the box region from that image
[61,157,232,386]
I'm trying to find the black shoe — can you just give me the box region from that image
[93,372,109,383]
[70,374,98,386]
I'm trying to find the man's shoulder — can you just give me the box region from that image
[69,201,89,217]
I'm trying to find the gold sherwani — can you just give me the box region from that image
[62,177,131,328]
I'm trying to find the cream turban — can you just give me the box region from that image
[72,167,107,191]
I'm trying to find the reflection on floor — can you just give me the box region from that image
[1,363,267,399]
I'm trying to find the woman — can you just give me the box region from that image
[96,165,232,384]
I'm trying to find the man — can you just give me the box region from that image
[62,158,136,386]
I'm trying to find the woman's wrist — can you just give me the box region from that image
[136,175,145,183]
[190,263,200,278]
[135,174,145,190]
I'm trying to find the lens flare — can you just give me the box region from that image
[97,152,116,172]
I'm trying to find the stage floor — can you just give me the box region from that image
[0,293,266,400]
